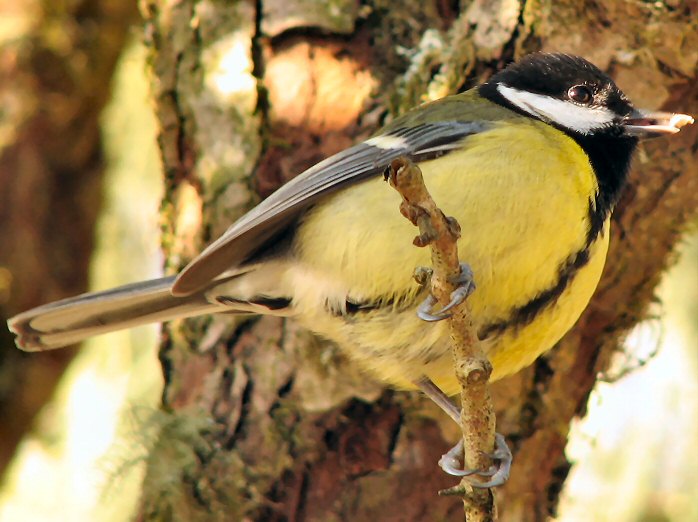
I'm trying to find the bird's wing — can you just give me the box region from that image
[173,101,499,295]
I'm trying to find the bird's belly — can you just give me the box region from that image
[472,221,610,382]
[287,121,608,394]
[291,221,608,395]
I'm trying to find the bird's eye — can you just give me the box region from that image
[568,85,593,104]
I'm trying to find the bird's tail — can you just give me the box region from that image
[8,276,224,352]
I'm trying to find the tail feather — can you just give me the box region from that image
[8,276,223,352]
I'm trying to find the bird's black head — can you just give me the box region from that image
[479,53,693,139]
[480,53,635,137]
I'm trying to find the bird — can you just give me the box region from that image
[8,54,693,474]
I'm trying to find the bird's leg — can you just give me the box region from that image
[415,375,462,423]
[414,377,513,488]
[416,263,475,322]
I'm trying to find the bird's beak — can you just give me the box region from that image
[622,109,694,139]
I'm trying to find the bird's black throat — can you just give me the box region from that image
[573,131,637,241]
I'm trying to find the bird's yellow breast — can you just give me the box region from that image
[287,118,609,394]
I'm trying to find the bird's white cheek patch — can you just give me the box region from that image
[497,84,616,134]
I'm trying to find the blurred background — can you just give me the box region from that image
[0,24,696,522]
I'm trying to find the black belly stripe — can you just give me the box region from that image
[478,196,608,338]
[343,296,401,315]
[477,246,591,339]
[586,195,607,247]
[337,196,607,339]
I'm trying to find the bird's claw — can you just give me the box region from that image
[439,440,477,476]
[417,295,444,321]
[438,433,512,489]
[416,263,475,321]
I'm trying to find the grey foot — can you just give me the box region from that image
[439,433,512,488]
[416,263,475,321]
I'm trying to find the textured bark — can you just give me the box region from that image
[0,0,138,477]
[137,1,698,520]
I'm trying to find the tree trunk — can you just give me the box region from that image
[0,0,138,477]
[137,1,698,520]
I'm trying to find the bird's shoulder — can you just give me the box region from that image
[379,89,522,135]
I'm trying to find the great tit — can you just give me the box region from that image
[8,53,693,397]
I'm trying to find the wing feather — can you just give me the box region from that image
[173,120,491,295]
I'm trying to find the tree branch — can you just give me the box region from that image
[386,157,497,521]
